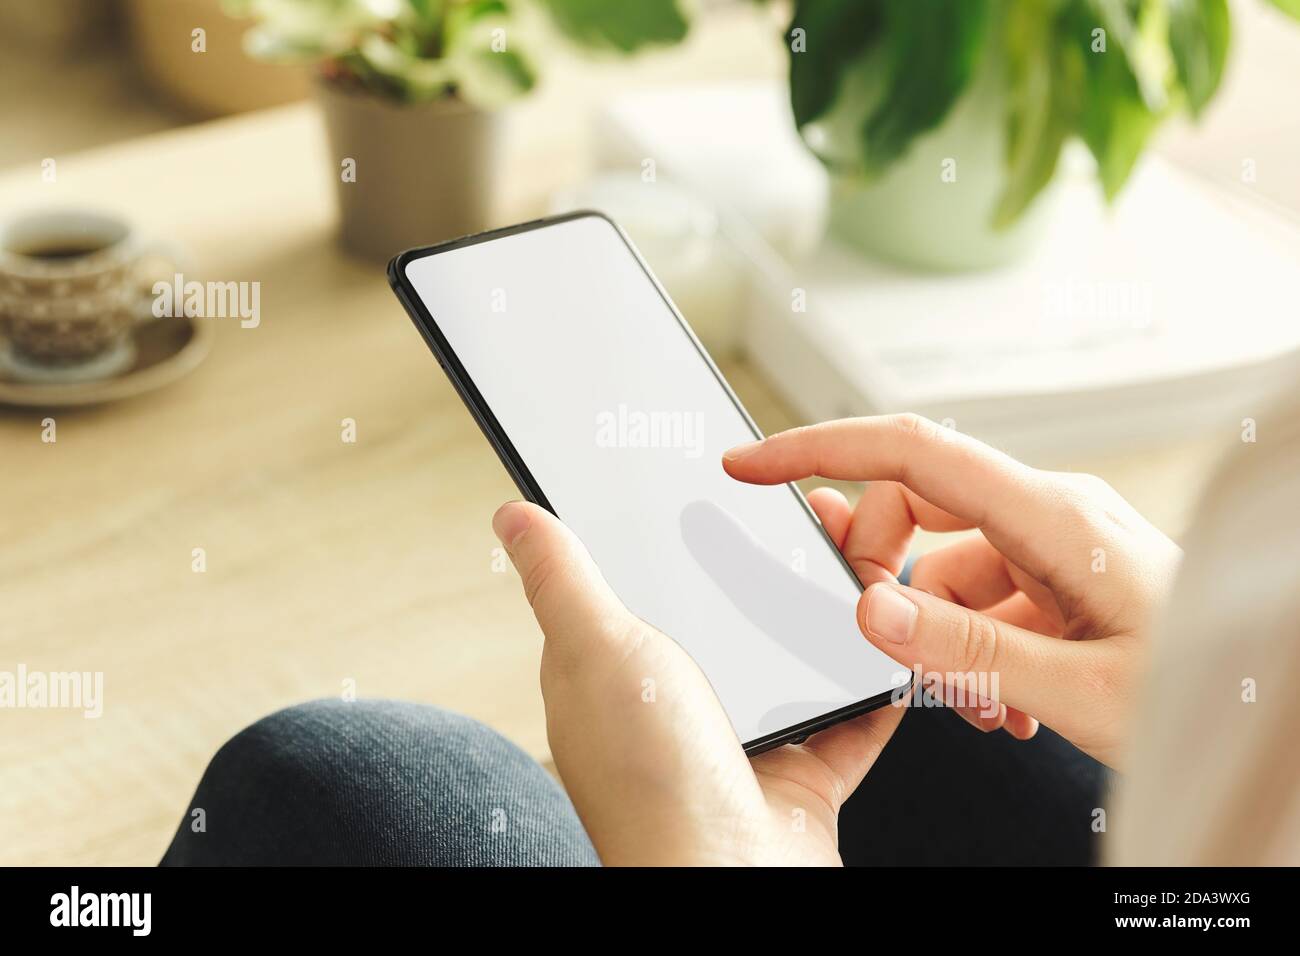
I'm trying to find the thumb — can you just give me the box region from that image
[492,501,634,656]
[857,582,1109,736]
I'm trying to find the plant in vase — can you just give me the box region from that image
[785,0,1300,271]
[224,0,688,259]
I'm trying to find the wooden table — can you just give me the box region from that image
[0,101,1227,866]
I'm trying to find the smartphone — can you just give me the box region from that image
[388,211,908,754]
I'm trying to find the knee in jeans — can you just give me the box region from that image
[167,698,593,866]
[210,697,531,789]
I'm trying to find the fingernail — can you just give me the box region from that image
[723,440,763,463]
[864,585,917,645]
[492,503,531,548]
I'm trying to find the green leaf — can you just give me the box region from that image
[446,0,508,32]
[359,32,454,98]
[537,0,688,52]
[236,0,388,63]
[1068,0,1161,200]
[787,0,884,130]
[1083,0,1170,112]
[443,7,535,107]
[1265,0,1300,20]
[453,48,536,107]
[994,2,1082,227]
[857,0,991,174]
[1167,0,1230,116]
[398,0,447,53]
[404,0,442,19]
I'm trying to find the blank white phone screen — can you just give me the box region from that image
[403,214,905,745]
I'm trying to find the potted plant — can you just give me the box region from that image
[226,0,688,259]
[786,0,1300,271]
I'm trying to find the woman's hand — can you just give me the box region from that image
[492,501,903,866]
[724,414,1182,768]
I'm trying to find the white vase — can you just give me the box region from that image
[819,29,1057,272]
[316,81,504,261]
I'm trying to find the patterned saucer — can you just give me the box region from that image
[0,313,212,407]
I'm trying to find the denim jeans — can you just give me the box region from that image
[161,697,1109,866]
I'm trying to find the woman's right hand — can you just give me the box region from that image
[724,414,1182,768]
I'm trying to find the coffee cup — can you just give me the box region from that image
[0,210,183,382]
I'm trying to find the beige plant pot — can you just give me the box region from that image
[316,80,504,261]
[126,0,309,117]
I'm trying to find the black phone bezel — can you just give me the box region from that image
[387,210,910,756]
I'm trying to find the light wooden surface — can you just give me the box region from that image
[0,82,1233,867]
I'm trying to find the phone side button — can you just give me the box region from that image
[787,734,809,746]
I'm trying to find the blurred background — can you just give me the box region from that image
[2,0,1298,864]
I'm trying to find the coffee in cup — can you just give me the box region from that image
[0,210,182,382]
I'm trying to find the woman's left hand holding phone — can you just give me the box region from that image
[491,500,903,867]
